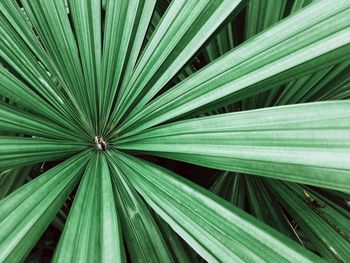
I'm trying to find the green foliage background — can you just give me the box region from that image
[0,0,350,262]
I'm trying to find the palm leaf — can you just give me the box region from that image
[110,152,323,262]
[52,153,125,263]
[110,0,243,126]
[116,101,350,192]
[108,159,174,263]
[0,0,349,262]
[0,166,31,200]
[266,179,350,262]
[0,151,90,262]
[0,102,82,140]
[0,137,86,170]
[117,0,350,135]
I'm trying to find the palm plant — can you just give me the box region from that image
[0,0,350,262]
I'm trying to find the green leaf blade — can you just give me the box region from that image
[52,153,125,263]
[0,151,91,262]
[117,0,350,135]
[110,152,324,263]
[108,158,174,263]
[116,101,350,192]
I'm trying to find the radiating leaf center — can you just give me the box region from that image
[95,136,107,151]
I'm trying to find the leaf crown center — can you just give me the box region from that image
[94,136,107,151]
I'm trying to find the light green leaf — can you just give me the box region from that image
[108,158,174,263]
[99,0,156,133]
[68,0,102,132]
[110,0,243,126]
[0,10,67,111]
[20,0,93,133]
[0,151,90,262]
[0,0,59,73]
[0,102,82,141]
[0,66,84,134]
[52,153,125,263]
[116,101,350,193]
[0,137,87,170]
[110,152,323,263]
[117,0,350,136]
